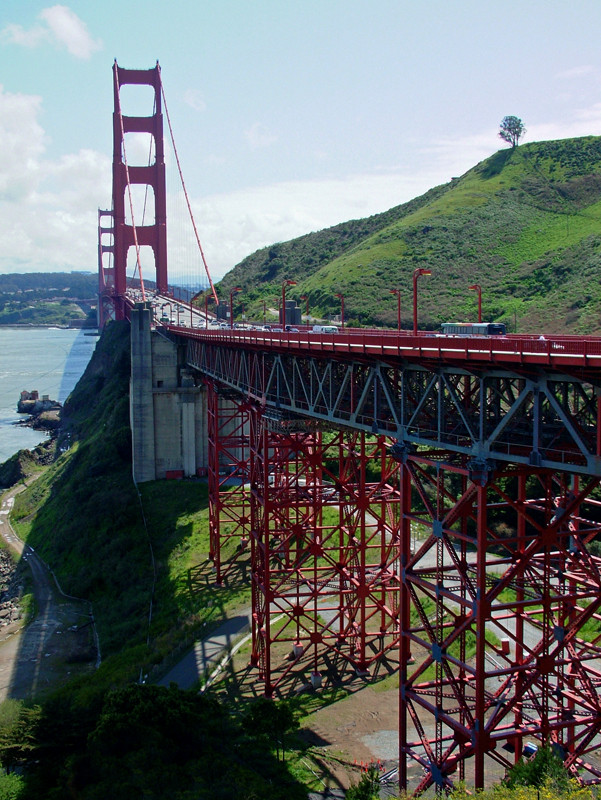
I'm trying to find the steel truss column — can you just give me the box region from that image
[398,451,601,796]
[206,381,251,584]
[249,420,402,696]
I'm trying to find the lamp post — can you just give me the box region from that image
[282,279,297,326]
[469,283,482,323]
[262,300,266,324]
[204,294,214,330]
[230,287,241,329]
[412,268,432,335]
[390,288,401,332]
[300,294,309,320]
[335,293,345,328]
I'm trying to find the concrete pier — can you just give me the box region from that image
[130,303,208,482]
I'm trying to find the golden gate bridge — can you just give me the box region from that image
[99,62,601,795]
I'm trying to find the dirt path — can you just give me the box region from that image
[0,481,97,701]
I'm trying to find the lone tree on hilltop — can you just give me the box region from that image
[499,115,526,148]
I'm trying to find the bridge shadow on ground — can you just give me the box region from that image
[208,606,399,708]
[157,556,252,690]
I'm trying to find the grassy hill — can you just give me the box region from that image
[0,272,97,326]
[214,136,601,334]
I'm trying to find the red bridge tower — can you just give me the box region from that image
[111,61,168,318]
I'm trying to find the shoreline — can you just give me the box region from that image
[0,324,96,330]
[0,327,96,464]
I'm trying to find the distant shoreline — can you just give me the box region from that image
[0,324,96,330]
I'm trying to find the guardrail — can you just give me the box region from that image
[167,324,601,372]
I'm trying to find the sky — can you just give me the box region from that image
[2,1,601,285]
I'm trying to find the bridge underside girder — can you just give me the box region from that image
[187,341,601,477]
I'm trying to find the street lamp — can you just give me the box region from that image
[469,284,482,323]
[229,287,242,329]
[204,294,214,329]
[282,279,297,326]
[300,294,309,320]
[412,268,432,335]
[335,293,345,328]
[390,288,401,332]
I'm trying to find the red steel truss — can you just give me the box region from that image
[207,392,601,792]
[396,450,601,794]
[247,411,402,696]
[206,381,251,585]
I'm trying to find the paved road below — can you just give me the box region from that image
[0,483,96,700]
[158,612,251,690]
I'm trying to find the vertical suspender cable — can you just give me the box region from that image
[158,67,219,305]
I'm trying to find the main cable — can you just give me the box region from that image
[159,66,219,304]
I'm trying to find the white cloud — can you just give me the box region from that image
[556,65,595,80]
[1,6,101,60]
[0,87,46,202]
[244,122,278,150]
[183,89,206,112]
[0,23,48,50]
[525,105,601,142]
[40,5,101,59]
[174,170,440,282]
[0,85,110,273]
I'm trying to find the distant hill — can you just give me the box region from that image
[214,136,601,334]
[0,271,96,326]
[0,271,96,296]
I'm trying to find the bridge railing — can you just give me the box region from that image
[167,323,601,370]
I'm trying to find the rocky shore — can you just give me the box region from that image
[0,548,23,629]
[17,390,61,431]
[0,391,61,489]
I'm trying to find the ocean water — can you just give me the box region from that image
[0,327,98,464]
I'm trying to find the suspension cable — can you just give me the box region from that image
[113,64,146,302]
[158,66,219,304]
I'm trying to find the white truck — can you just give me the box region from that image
[312,325,339,333]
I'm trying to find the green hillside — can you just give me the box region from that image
[0,272,97,327]
[215,136,601,334]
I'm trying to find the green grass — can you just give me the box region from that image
[210,135,601,333]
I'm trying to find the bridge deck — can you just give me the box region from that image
[167,324,601,378]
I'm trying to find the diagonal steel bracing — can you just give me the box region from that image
[397,455,601,794]
[248,416,402,695]
[187,340,601,476]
